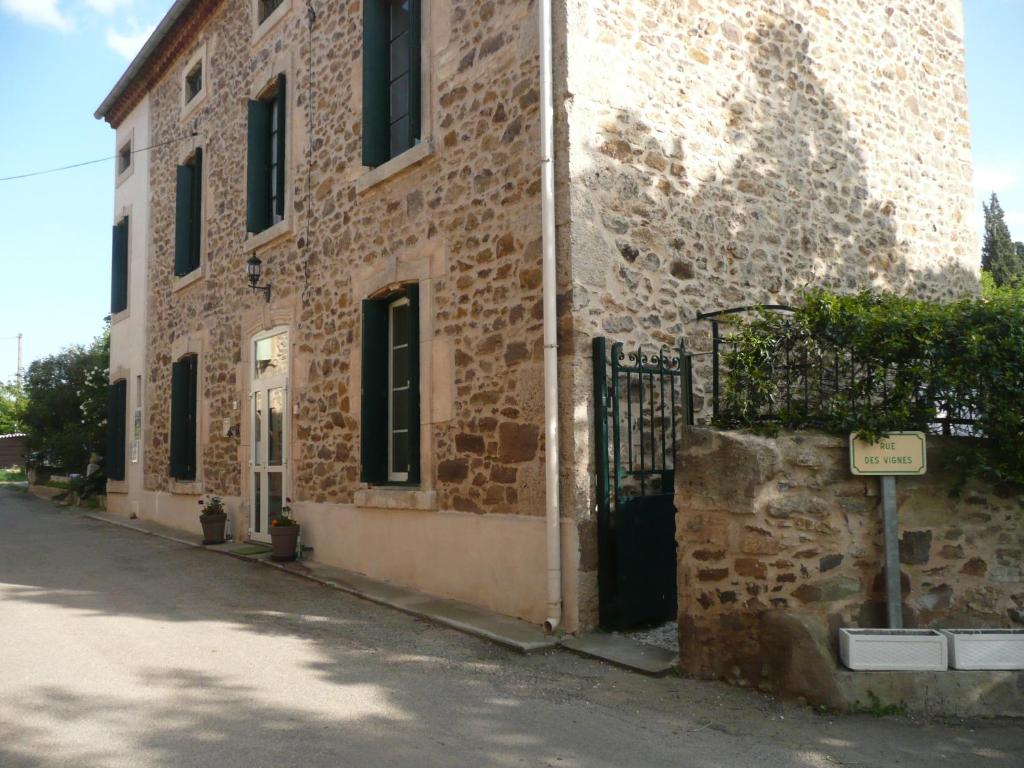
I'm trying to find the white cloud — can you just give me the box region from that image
[974,164,1019,197]
[105,24,155,60]
[0,0,72,31]
[84,0,134,13]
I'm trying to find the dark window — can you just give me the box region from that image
[170,354,198,481]
[258,0,284,24]
[118,141,132,174]
[174,149,203,276]
[185,62,203,102]
[246,75,287,234]
[110,216,128,314]
[106,379,127,481]
[360,284,420,484]
[362,0,421,167]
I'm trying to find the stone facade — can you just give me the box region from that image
[676,429,1023,702]
[99,0,978,630]
[559,0,978,628]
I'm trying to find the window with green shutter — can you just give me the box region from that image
[110,217,128,314]
[107,379,127,481]
[170,354,198,481]
[360,283,420,484]
[174,149,203,276]
[246,75,287,234]
[362,0,421,167]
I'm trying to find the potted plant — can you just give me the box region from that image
[270,498,300,561]
[199,495,227,545]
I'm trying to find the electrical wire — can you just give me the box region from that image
[0,132,198,183]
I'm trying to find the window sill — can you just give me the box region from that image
[180,89,208,122]
[246,216,292,253]
[115,164,135,189]
[107,479,129,494]
[353,487,437,511]
[170,480,204,496]
[172,266,205,293]
[356,140,435,194]
[110,306,130,325]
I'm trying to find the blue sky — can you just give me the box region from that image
[0,1,1022,384]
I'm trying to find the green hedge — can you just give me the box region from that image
[717,288,1024,485]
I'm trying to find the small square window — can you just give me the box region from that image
[258,0,284,24]
[118,141,132,175]
[185,62,203,103]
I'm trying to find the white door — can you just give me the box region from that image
[250,328,289,542]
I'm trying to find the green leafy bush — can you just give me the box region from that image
[716,288,1024,484]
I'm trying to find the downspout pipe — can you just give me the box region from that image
[538,0,562,633]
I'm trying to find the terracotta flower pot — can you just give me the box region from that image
[270,523,300,561]
[200,512,227,545]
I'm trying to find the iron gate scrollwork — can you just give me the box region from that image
[593,337,694,631]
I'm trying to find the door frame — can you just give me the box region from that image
[249,325,290,543]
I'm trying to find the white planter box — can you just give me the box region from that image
[839,628,948,671]
[940,629,1024,670]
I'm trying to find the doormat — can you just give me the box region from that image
[230,545,272,556]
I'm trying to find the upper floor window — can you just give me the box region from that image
[258,0,284,25]
[362,0,421,167]
[185,61,203,103]
[117,140,132,175]
[246,75,286,234]
[174,149,203,276]
[110,216,129,314]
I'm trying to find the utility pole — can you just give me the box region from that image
[16,333,23,388]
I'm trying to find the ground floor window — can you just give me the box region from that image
[170,354,198,481]
[360,284,419,484]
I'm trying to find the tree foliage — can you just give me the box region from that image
[981,193,1024,287]
[717,289,1024,485]
[22,325,110,473]
[0,381,26,435]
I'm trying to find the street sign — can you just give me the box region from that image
[849,432,927,476]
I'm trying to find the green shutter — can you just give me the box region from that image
[360,299,389,483]
[408,0,422,147]
[247,99,271,233]
[362,0,389,167]
[110,219,128,313]
[405,283,420,484]
[174,164,194,276]
[189,148,203,272]
[106,380,127,481]
[185,355,198,479]
[170,360,187,478]
[274,75,287,220]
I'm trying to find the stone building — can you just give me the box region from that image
[96,0,977,633]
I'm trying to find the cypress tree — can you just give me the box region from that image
[981,193,1023,286]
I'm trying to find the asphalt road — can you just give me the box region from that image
[1,488,1021,768]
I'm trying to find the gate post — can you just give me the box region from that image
[592,337,614,627]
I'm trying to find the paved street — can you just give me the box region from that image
[1,488,1021,768]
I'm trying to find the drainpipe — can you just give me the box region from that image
[538,0,561,633]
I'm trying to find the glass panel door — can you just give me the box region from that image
[251,330,288,542]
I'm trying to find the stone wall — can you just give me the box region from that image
[676,428,1023,704]
[142,0,548,513]
[558,0,978,629]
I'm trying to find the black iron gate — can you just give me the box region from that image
[593,338,694,630]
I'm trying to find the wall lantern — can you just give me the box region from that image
[246,254,271,303]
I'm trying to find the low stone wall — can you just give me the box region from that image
[675,428,1023,713]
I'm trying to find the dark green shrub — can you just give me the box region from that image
[717,288,1024,485]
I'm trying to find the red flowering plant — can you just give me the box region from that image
[271,497,297,527]
[198,495,226,518]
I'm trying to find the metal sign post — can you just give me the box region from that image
[850,432,927,630]
[880,475,902,629]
